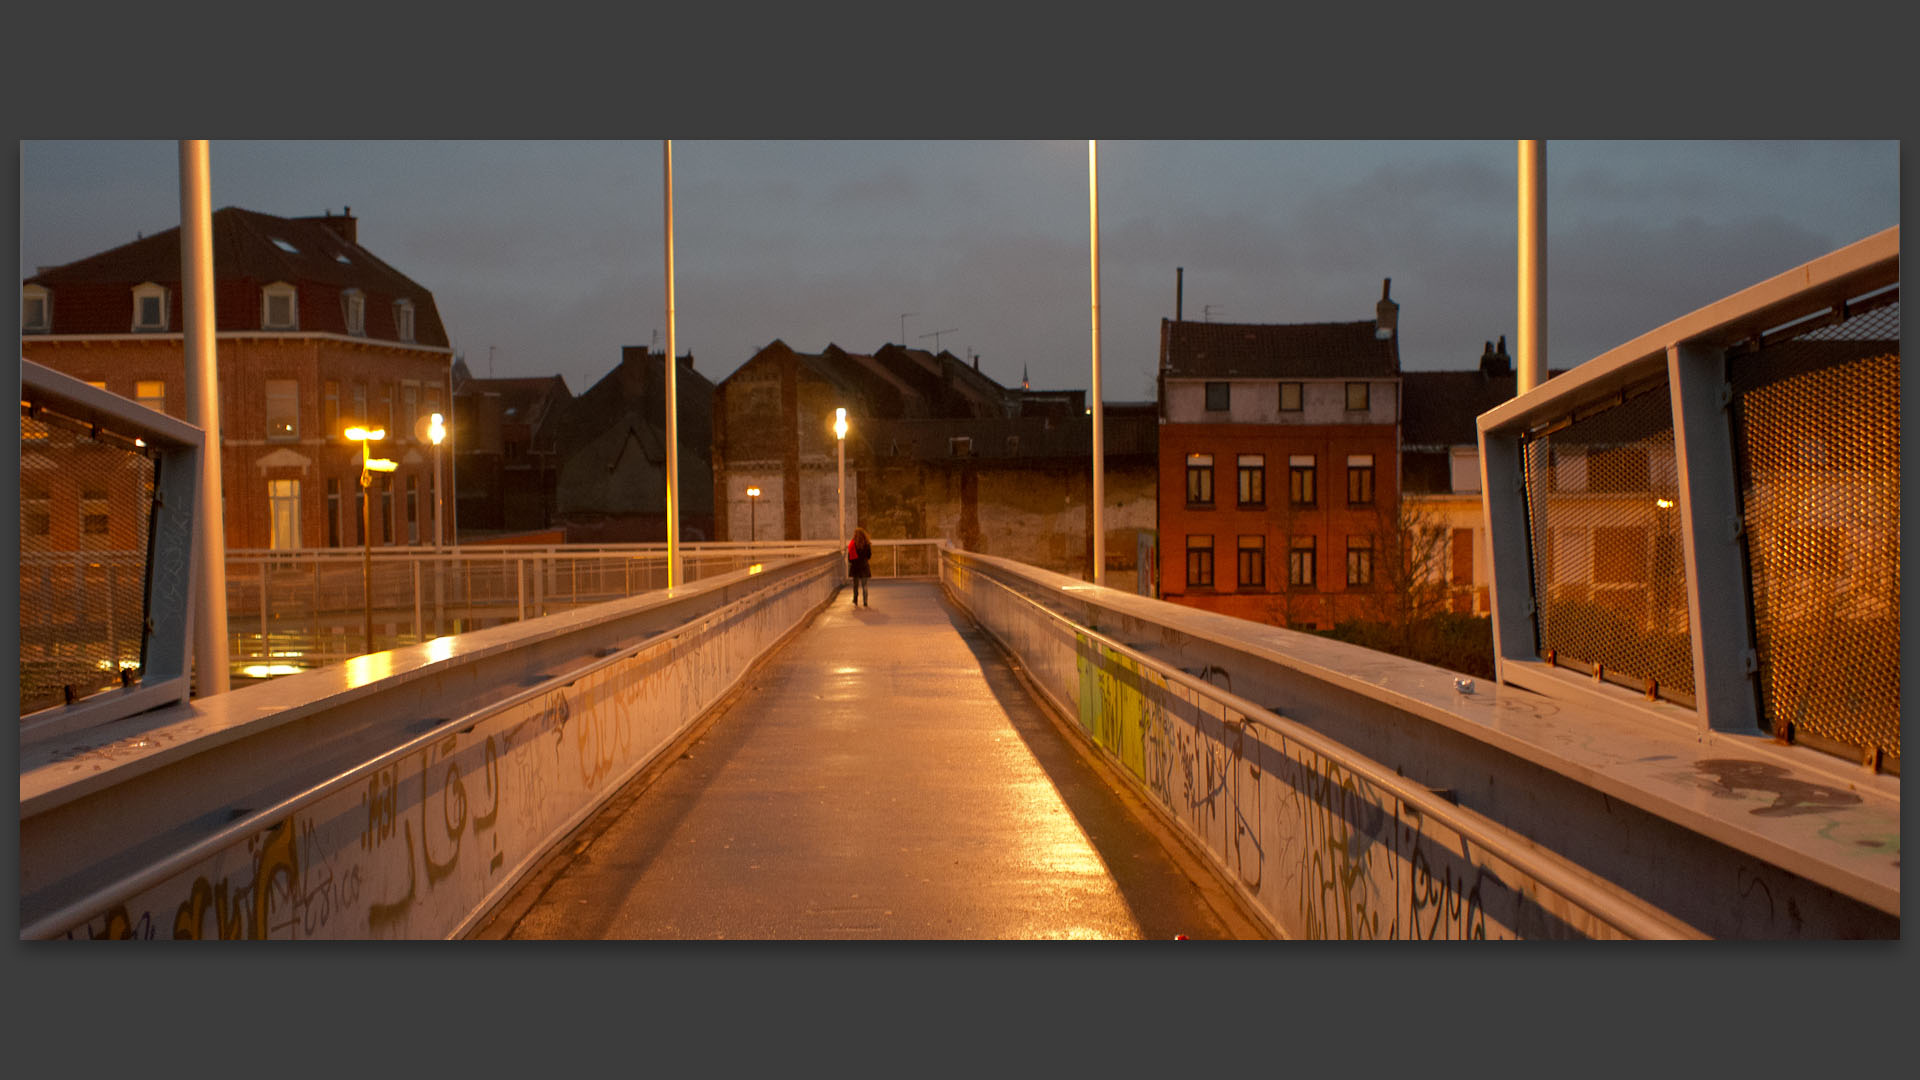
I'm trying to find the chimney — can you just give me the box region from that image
[1375,278,1398,340]
[303,206,358,245]
[1480,335,1512,376]
[1176,267,1184,321]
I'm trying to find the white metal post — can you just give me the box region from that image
[664,140,681,588]
[837,421,847,544]
[1088,140,1106,586]
[179,139,228,694]
[1518,140,1548,395]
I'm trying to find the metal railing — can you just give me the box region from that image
[1478,226,1899,772]
[943,551,1703,939]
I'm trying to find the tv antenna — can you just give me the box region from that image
[920,327,959,353]
[1202,305,1224,323]
[899,312,918,345]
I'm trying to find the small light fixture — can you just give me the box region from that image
[834,407,848,440]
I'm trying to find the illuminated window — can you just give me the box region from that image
[263,282,298,330]
[136,380,166,413]
[23,285,51,332]
[23,485,51,536]
[1237,535,1265,588]
[1186,535,1214,588]
[1289,536,1316,586]
[268,479,301,550]
[1345,382,1370,412]
[266,379,299,441]
[1289,455,1316,507]
[1347,535,1374,587]
[1186,453,1213,505]
[81,487,110,538]
[1347,454,1375,505]
[1279,382,1302,412]
[132,282,168,331]
[1237,454,1264,506]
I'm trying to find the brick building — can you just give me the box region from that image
[551,346,715,543]
[1157,283,1402,629]
[21,207,453,551]
[712,340,1149,583]
[450,359,572,538]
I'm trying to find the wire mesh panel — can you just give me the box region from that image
[19,402,158,716]
[1730,295,1900,770]
[1521,379,1694,703]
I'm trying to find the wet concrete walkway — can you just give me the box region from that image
[473,579,1266,940]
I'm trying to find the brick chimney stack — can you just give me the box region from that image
[1375,278,1398,340]
[302,207,358,245]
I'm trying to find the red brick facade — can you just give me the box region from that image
[1157,421,1399,629]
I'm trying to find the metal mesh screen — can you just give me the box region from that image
[1522,379,1694,702]
[19,402,158,716]
[1730,295,1899,769]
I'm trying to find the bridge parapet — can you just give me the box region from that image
[21,552,839,939]
[944,547,1897,938]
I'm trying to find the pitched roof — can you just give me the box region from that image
[862,407,1158,464]
[1160,318,1399,379]
[27,206,449,347]
[1400,366,1574,448]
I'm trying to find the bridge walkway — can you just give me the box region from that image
[472,579,1268,941]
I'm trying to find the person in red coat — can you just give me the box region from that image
[846,526,873,606]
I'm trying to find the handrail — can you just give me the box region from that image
[960,558,1705,940]
[20,560,832,940]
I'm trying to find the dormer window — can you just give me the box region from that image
[132,282,169,332]
[263,282,299,330]
[393,299,415,343]
[343,289,366,336]
[23,284,51,332]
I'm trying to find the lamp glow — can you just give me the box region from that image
[834,407,848,440]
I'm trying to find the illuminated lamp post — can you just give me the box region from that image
[834,408,848,544]
[346,425,397,655]
[746,485,761,543]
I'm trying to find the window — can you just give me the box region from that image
[23,285,50,332]
[406,475,420,544]
[1186,453,1214,505]
[23,485,51,536]
[1346,382,1370,412]
[352,381,368,429]
[1347,453,1375,505]
[1449,448,1481,494]
[263,283,298,330]
[380,476,394,545]
[1186,535,1214,588]
[1451,528,1474,586]
[132,283,168,331]
[268,479,301,551]
[1594,525,1650,584]
[81,487,110,538]
[1237,454,1265,506]
[949,436,973,456]
[343,289,366,336]
[1238,535,1265,588]
[326,478,342,547]
[266,379,299,441]
[1205,382,1231,412]
[394,299,415,343]
[401,383,418,444]
[323,380,340,440]
[1289,454,1316,507]
[1279,382,1303,412]
[1289,535,1317,587]
[1005,435,1020,455]
[1347,535,1374,587]
[378,382,393,435]
[135,380,165,413]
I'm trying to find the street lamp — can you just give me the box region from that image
[834,408,848,543]
[428,412,447,639]
[746,485,761,543]
[346,425,397,656]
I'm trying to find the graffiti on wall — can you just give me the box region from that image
[51,571,828,940]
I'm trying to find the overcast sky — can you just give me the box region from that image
[18,140,1898,402]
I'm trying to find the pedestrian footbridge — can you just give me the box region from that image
[19,543,1897,940]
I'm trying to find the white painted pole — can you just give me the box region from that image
[179,140,228,695]
[837,429,846,543]
[664,140,681,588]
[1088,139,1106,586]
[1518,140,1548,396]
